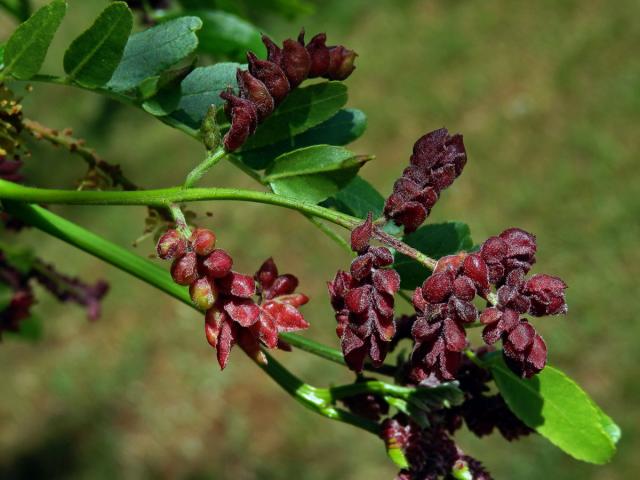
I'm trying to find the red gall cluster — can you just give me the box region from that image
[381,414,492,480]
[410,228,567,380]
[221,30,357,151]
[384,128,467,233]
[157,228,309,368]
[478,228,567,377]
[410,251,487,382]
[328,215,400,372]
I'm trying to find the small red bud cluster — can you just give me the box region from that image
[221,30,357,151]
[410,228,567,380]
[157,228,309,368]
[381,414,492,480]
[384,128,467,233]
[328,215,400,372]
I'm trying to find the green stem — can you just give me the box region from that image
[0,0,20,20]
[183,146,227,188]
[326,381,417,402]
[255,352,380,434]
[304,215,352,254]
[0,180,359,230]
[169,203,192,238]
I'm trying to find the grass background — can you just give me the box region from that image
[1,0,639,478]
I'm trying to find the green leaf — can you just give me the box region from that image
[0,43,5,70]
[140,61,197,116]
[63,2,133,87]
[5,315,43,342]
[488,355,618,464]
[3,0,67,79]
[170,62,241,128]
[242,81,349,150]
[107,16,202,93]
[189,10,265,61]
[237,108,367,170]
[394,222,473,290]
[265,145,370,204]
[322,175,384,219]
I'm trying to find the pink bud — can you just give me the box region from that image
[170,252,198,285]
[201,249,233,279]
[189,277,217,311]
[190,228,216,256]
[156,229,187,260]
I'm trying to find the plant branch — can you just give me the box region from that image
[23,119,140,191]
[254,352,380,434]
[0,180,360,229]
[2,200,386,433]
[0,181,439,269]
[184,146,227,188]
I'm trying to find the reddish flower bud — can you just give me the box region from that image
[281,38,311,87]
[453,276,476,301]
[247,51,290,104]
[503,322,547,378]
[156,229,187,260]
[262,34,283,64]
[201,249,233,278]
[171,252,198,285]
[421,272,454,304]
[221,30,356,151]
[434,252,467,274]
[524,274,568,316]
[326,46,357,80]
[255,257,278,289]
[190,276,217,311]
[480,236,507,264]
[350,213,373,253]
[384,129,467,233]
[304,32,331,77]
[190,228,216,256]
[236,69,274,121]
[269,274,298,298]
[373,269,401,296]
[463,254,490,294]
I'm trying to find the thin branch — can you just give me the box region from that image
[3,201,385,433]
[23,119,139,191]
[0,180,361,229]
[183,146,227,188]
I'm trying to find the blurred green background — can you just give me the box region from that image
[1,0,639,478]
